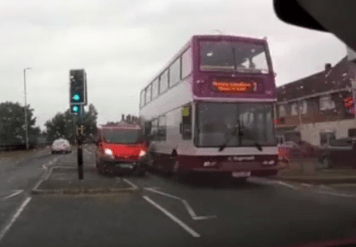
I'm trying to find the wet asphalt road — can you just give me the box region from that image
[1,145,356,247]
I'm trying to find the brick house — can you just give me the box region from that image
[275,55,356,146]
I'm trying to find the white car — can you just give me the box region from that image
[51,139,71,154]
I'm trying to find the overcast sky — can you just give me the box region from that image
[0,0,347,130]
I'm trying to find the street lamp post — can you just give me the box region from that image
[24,67,31,150]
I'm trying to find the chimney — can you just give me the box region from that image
[325,63,332,73]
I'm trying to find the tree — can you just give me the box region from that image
[45,104,98,144]
[0,102,40,149]
[45,111,75,144]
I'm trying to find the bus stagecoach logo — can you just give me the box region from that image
[212,80,257,93]
[228,156,255,161]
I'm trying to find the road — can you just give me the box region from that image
[1,145,356,247]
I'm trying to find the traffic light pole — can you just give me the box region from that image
[77,138,83,180]
[76,112,85,180]
[70,69,87,180]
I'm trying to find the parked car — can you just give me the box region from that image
[51,139,71,154]
[278,140,318,163]
[319,137,356,168]
[95,124,149,176]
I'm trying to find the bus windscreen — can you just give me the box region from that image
[200,40,270,74]
[195,102,276,148]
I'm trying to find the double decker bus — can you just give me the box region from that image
[139,34,278,178]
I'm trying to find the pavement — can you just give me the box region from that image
[2,145,356,246]
[274,158,356,184]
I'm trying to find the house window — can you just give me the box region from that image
[291,103,298,116]
[320,95,335,110]
[349,128,356,137]
[278,105,286,117]
[300,100,307,114]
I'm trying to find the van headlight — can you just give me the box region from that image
[139,150,146,157]
[104,148,113,157]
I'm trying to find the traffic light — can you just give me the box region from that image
[70,69,87,105]
[70,104,83,115]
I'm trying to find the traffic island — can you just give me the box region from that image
[32,166,138,195]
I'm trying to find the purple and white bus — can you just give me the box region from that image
[139,34,278,178]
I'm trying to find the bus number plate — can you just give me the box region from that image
[232,171,251,178]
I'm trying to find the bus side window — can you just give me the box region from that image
[181,104,192,140]
[151,119,158,141]
[158,116,167,141]
[144,121,152,140]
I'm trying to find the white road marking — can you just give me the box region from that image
[32,178,45,191]
[44,167,54,180]
[144,187,161,190]
[143,196,200,238]
[181,200,216,220]
[144,188,216,220]
[315,191,356,198]
[144,188,181,200]
[123,179,138,190]
[247,177,275,185]
[0,197,32,243]
[42,165,47,170]
[301,183,313,187]
[276,181,299,190]
[319,184,336,191]
[1,190,24,200]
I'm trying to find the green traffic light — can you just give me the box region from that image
[73,93,80,101]
[73,106,79,112]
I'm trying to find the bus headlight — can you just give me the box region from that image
[263,160,276,166]
[203,161,217,167]
[139,150,146,157]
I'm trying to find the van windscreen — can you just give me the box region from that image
[103,129,140,144]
